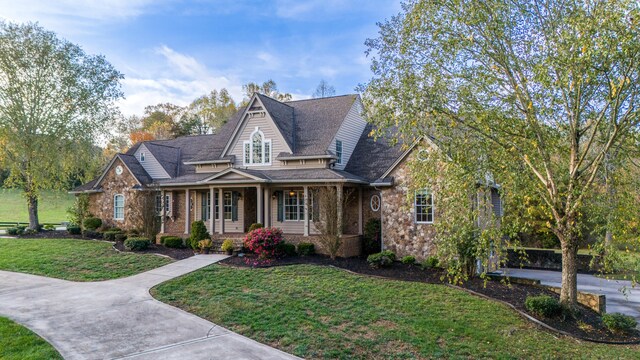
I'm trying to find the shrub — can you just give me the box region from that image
[221,239,234,252]
[6,227,21,236]
[43,224,56,231]
[602,313,638,333]
[248,223,264,232]
[115,233,128,242]
[128,229,141,237]
[124,237,151,251]
[82,230,102,239]
[159,235,173,244]
[23,228,38,235]
[363,218,382,255]
[401,255,416,265]
[198,239,213,250]
[243,227,283,260]
[297,242,315,256]
[163,236,184,249]
[103,231,122,241]
[83,217,102,230]
[277,242,297,257]
[67,225,81,235]
[367,250,396,268]
[189,221,210,250]
[525,295,563,318]
[422,256,440,269]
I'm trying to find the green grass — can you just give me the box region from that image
[0,188,74,224]
[153,264,640,359]
[0,316,62,360]
[0,238,172,281]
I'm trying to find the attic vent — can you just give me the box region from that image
[248,111,266,119]
[249,106,263,111]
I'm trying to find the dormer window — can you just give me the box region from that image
[243,127,271,166]
[140,152,145,162]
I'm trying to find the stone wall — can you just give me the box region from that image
[362,188,382,228]
[381,154,436,261]
[88,158,146,231]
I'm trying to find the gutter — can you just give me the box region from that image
[276,154,336,161]
[183,159,234,165]
[156,178,369,187]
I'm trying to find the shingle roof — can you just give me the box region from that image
[130,134,217,177]
[344,123,406,182]
[256,94,294,150]
[186,107,246,163]
[71,178,99,193]
[118,154,153,184]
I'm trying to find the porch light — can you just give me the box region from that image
[289,190,296,197]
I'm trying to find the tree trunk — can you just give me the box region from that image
[559,239,578,306]
[27,193,39,230]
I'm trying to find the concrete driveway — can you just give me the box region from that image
[503,268,640,322]
[0,255,299,360]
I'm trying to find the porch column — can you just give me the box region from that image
[184,189,190,235]
[303,185,309,236]
[160,190,166,233]
[256,184,263,224]
[218,188,224,235]
[209,186,215,234]
[358,187,363,235]
[264,187,271,227]
[337,184,343,236]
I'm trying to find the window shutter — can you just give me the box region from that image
[277,191,284,222]
[232,192,239,221]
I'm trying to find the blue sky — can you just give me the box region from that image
[0,0,401,115]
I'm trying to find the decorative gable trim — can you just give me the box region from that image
[199,168,267,183]
[220,94,292,158]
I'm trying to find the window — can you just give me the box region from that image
[114,194,124,220]
[415,189,433,223]
[215,192,220,220]
[140,152,145,162]
[370,194,381,212]
[224,192,233,220]
[201,192,211,221]
[155,194,171,215]
[335,140,343,164]
[243,127,271,165]
[284,190,305,221]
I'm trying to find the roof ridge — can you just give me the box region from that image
[256,93,294,109]
[284,94,357,104]
[144,142,179,149]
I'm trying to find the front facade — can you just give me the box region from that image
[74,93,500,259]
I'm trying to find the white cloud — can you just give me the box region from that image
[117,46,244,116]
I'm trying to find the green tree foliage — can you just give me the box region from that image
[360,0,640,305]
[182,89,237,135]
[0,22,122,230]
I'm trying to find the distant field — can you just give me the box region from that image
[0,188,74,224]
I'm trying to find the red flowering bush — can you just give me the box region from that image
[243,227,283,264]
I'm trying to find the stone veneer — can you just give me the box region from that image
[88,158,147,231]
[380,153,436,261]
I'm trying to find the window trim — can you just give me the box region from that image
[284,190,305,222]
[414,189,434,224]
[370,194,381,212]
[140,152,145,162]
[114,194,125,221]
[242,127,272,166]
[335,139,343,165]
[155,194,172,216]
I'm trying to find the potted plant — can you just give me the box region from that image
[221,239,234,255]
[198,239,213,254]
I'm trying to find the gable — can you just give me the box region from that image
[95,156,142,190]
[223,96,292,168]
[134,144,171,179]
[330,97,367,170]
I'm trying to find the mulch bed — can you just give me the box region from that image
[16,230,86,239]
[112,240,195,260]
[221,254,640,344]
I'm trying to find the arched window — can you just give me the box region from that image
[243,127,271,165]
[114,194,125,220]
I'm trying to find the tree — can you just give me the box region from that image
[141,103,183,140]
[182,89,237,135]
[242,79,292,104]
[313,79,336,98]
[312,186,354,260]
[360,0,640,306]
[0,22,122,230]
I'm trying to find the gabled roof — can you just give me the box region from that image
[71,153,152,193]
[344,123,406,183]
[142,142,179,177]
[256,94,295,150]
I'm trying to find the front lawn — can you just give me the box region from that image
[0,188,73,224]
[0,317,62,360]
[152,264,639,359]
[0,238,172,281]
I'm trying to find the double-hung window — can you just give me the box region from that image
[335,140,343,164]
[243,127,271,165]
[201,192,211,221]
[415,189,433,223]
[114,194,125,220]
[155,194,171,215]
[223,192,233,220]
[284,190,304,221]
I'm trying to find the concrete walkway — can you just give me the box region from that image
[502,268,640,322]
[0,255,299,360]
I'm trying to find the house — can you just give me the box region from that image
[73,93,500,259]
